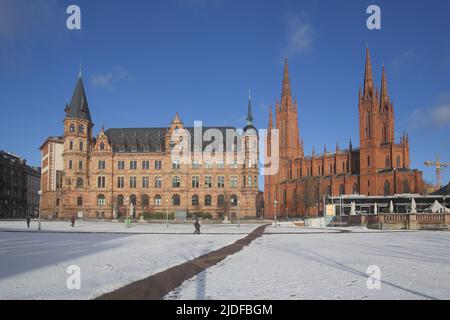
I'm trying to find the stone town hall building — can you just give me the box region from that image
[264,48,424,218]
[39,72,259,219]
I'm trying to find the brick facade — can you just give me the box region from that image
[40,75,259,219]
[264,48,424,218]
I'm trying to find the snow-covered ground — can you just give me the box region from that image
[166,228,450,300]
[0,221,260,299]
[0,219,258,234]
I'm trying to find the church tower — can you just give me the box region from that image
[62,68,94,217]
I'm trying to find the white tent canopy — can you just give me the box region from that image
[424,200,450,213]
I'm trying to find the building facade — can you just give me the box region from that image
[264,48,424,218]
[40,73,259,219]
[0,151,40,218]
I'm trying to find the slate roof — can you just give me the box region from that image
[65,77,92,121]
[432,182,450,195]
[105,126,244,153]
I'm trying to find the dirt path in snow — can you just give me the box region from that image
[95,224,268,300]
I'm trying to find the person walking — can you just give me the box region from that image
[26,215,31,228]
[70,215,76,228]
[193,218,201,234]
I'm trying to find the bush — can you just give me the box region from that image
[142,212,174,220]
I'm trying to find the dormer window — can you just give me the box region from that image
[99,142,105,150]
[69,124,75,132]
[78,124,84,134]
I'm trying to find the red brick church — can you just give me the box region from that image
[264,47,424,218]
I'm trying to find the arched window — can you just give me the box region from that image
[141,195,149,207]
[69,123,75,132]
[97,194,106,206]
[172,176,180,188]
[56,198,60,206]
[231,195,238,207]
[382,124,387,143]
[117,195,124,206]
[172,194,180,206]
[339,184,345,195]
[77,197,83,206]
[385,156,390,168]
[396,156,401,168]
[403,180,410,193]
[326,185,332,195]
[99,142,105,150]
[192,195,199,206]
[367,156,371,167]
[154,195,162,206]
[205,195,212,206]
[217,194,225,206]
[76,178,83,188]
[352,183,359,195]
[78,124,84,134]
[384,181,390,196]
[129,194,137,206]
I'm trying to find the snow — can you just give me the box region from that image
[166,228,450,300]
[0,221,260,299]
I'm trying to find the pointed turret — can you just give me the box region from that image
[380,64,390,109]
[349,138,353,150]
[66,73,92,122]
[268,105,273,129]
[281,58,292,109]
[363,46,374,98]
[247,89,254,125]
[171,112,182,124]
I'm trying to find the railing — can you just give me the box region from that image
[417,214,445,224]
[384,214,408,222]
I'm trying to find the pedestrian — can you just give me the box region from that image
[26,215,31,228]
[193,218,201,234]
[71,215,76,228]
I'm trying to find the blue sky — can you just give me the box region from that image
[1,0,450,188]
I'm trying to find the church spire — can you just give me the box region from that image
[281,58,292,108]
[364,46,374,98]
[268,105,273,129]
[380,64,390,109]
[247,89,253,125]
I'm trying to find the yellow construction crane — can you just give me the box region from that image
[424,156,449,189]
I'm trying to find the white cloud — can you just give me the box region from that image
[408,103,450,129]
[91,66,133,90]
[392,50,417,72]
[283,14,315,58]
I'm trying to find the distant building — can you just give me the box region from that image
[0,150,40,218]
[26,166,41,217]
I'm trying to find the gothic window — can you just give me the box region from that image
[78,124,84,134]
[365,112,371,139]
[79,141,83,151]
[97,194,106,206]
[385,156,390,168]
[231,195,238,206]
[117,195,124,206]
[99,142,105,150]
[403,180,410,193]
[172,194,180,206]
[76,178,83,188]
[396,156,401,168]
[367,156,371,167]
[384,181,391,196]
[204,195,212,206]
[352,183,359,195]
[192,195,199,206]
[77,197,83,206]
[382,124,387,143]
[339,184,345,195]
[154,195,162,206]
[69,141,73,150]
[326,185,332,195]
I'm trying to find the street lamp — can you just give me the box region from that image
[274,200,278,228]
[166,198,169,228]
[237,199,240,228]
[37,190,43,231]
